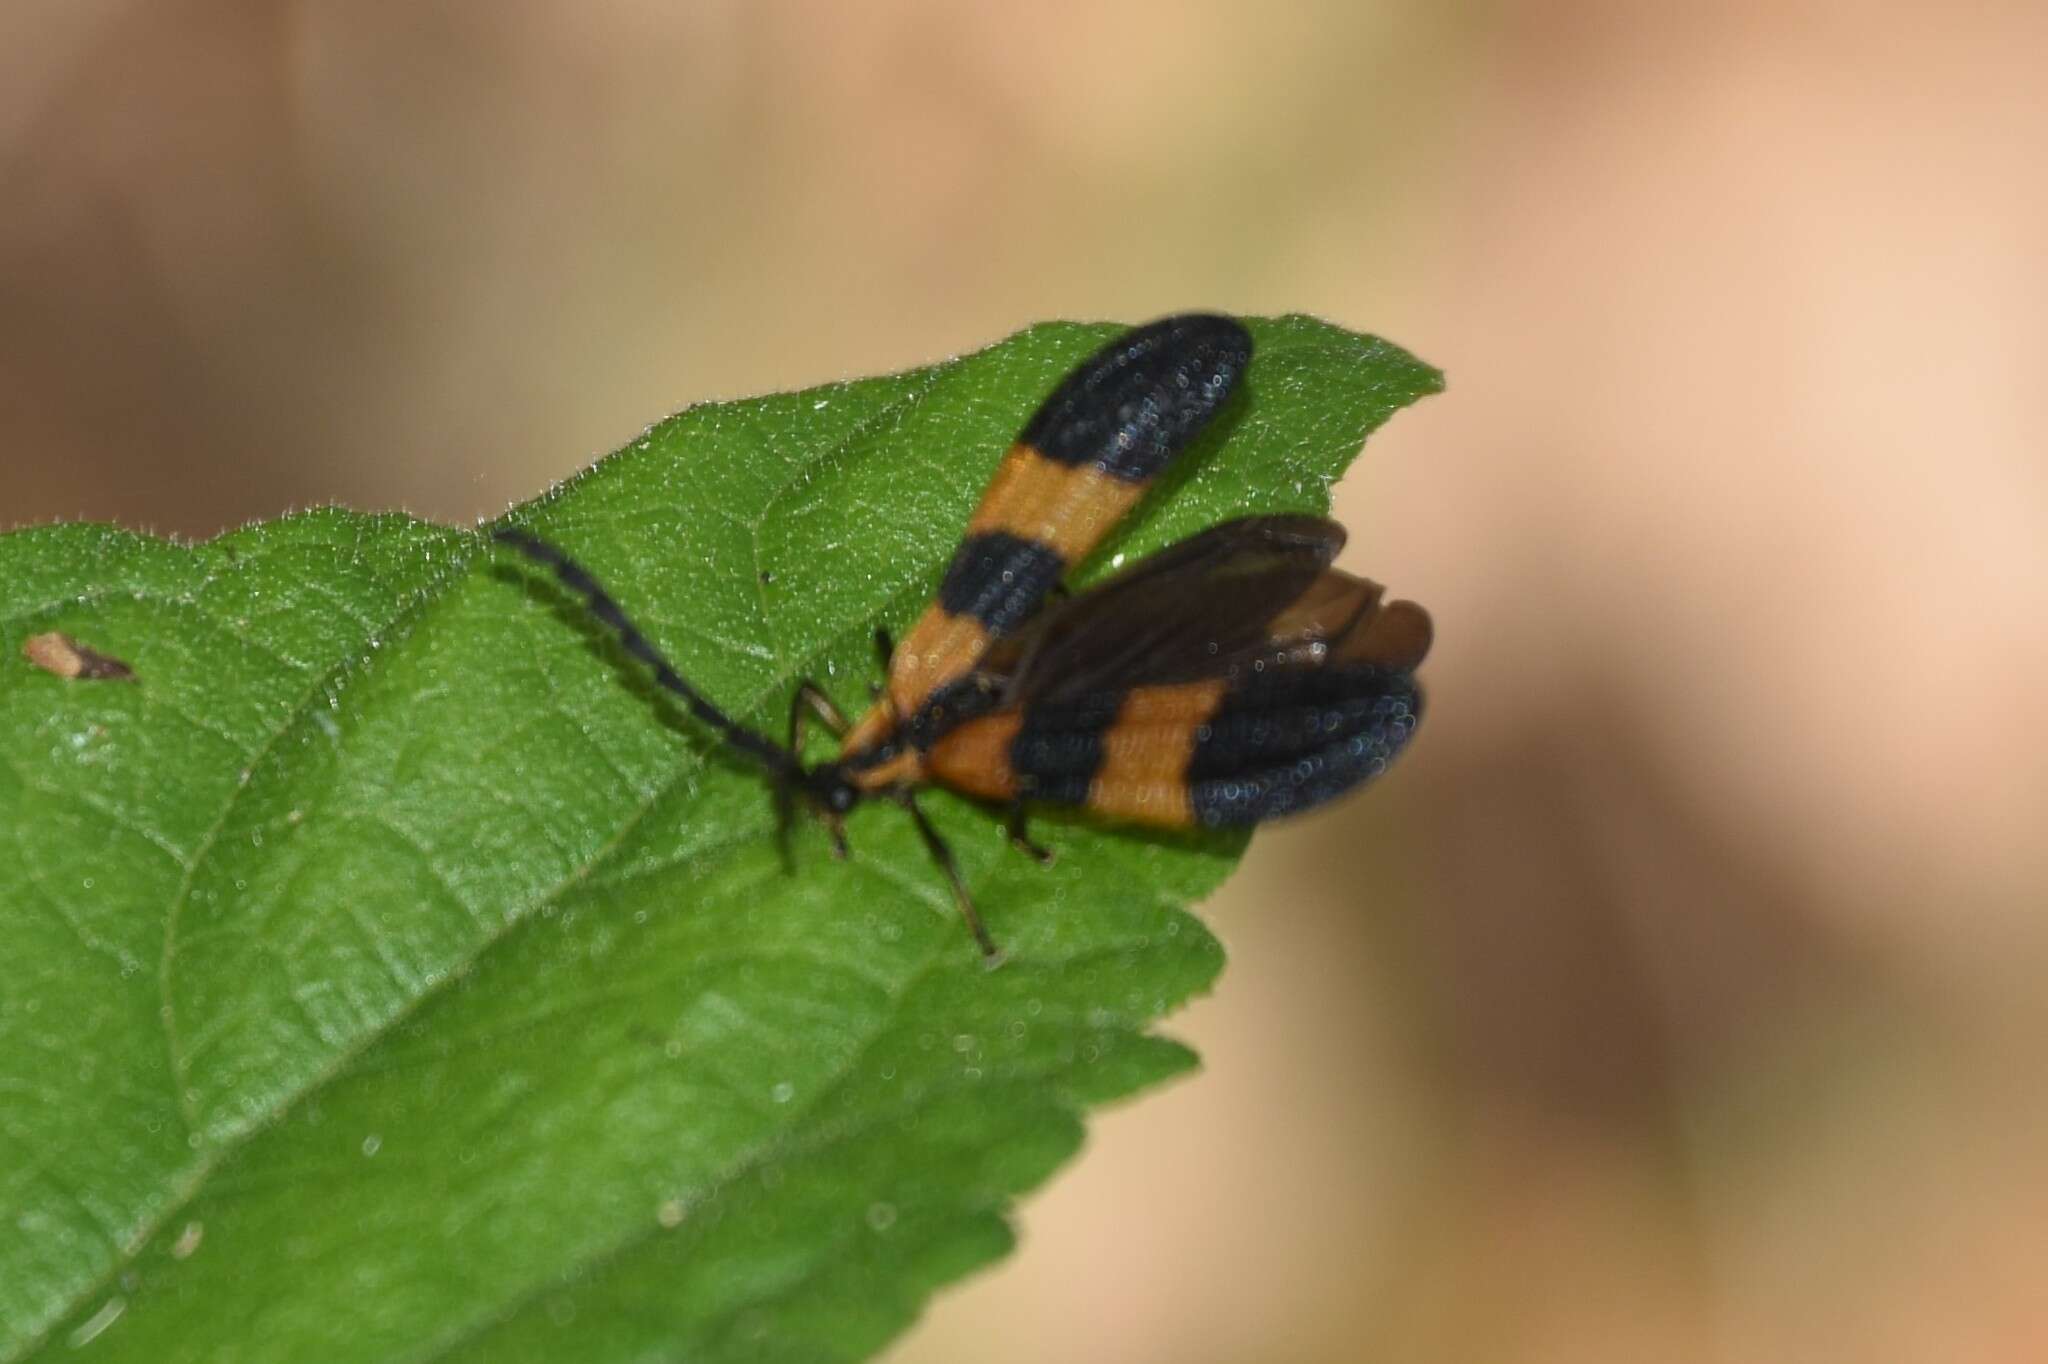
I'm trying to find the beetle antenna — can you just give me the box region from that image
[492,527,800,781]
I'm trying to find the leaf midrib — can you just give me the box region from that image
[21,372,963,1360]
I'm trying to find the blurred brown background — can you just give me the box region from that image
[7,2,2046,1360]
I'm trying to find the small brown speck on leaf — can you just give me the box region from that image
[23,632,136,681]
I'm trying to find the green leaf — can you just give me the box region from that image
[0,316,1439,1362]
